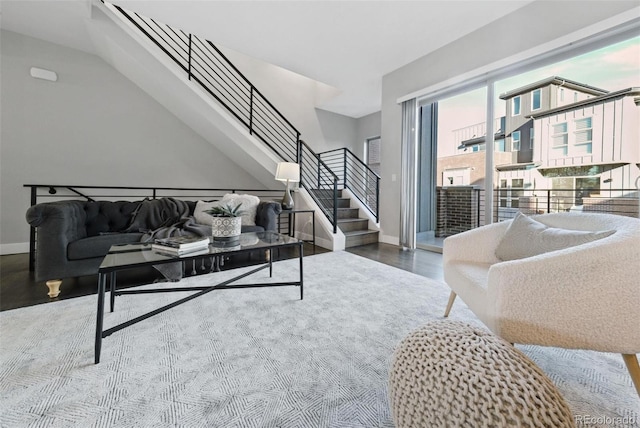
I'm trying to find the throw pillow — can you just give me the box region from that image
[193,200,224,225]
[495,212,614,261]
[221,193,261,227]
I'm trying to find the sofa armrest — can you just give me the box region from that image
[486,231,640,353]
[443,221,511,266]
[25,201,89,281]
[255,201,282,232]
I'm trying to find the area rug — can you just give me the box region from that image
[1,251,638,427]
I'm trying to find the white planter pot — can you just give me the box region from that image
[211,216,242,242]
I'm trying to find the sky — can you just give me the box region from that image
[437,36,640,157]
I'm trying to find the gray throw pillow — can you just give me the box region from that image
[495,212,614,261]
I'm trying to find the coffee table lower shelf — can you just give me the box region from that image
[95,234,303,364]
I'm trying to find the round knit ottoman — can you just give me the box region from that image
[389,321,575,428]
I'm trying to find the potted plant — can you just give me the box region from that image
[205,203,244,243]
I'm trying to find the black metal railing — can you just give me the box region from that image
[493,187,639,222]
[433,186,638,240]
[297,141,339,233]
[109,2,299,163]
[104,3,382,235]
[319,148,380,222]
[24,184,284,272]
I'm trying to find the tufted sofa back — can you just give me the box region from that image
[83,201,143,237]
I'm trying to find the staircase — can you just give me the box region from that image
[99,2,380,249]
[312,189,379,248]
[334,191,379,247]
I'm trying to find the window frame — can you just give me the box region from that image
[531,88,542,111]
[512,130,521,151]
[512,95,521,116]
[574,117,593,154]
[551,122,569,157]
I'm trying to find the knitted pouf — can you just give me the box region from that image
[389,321,575,428]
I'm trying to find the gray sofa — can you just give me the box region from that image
[26,197,282,297]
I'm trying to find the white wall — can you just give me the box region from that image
[219,46,359,154]
[0,30,266,252]
[379,1,639,245]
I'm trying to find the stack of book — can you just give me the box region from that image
[151,236,210,256]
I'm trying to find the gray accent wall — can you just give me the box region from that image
[379,1,639,244]
[356,111,382,159]
[0,30,265,251]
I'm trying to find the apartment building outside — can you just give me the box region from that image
[436,75,640,229]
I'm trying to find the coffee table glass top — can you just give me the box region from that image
[99,231,300,271]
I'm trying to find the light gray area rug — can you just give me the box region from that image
[1,251,638,427]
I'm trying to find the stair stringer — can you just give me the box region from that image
[86,2,281,186]
[341,188,381,233]
[294,188,345,251]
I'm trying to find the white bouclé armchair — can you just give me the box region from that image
[442,212,640,396]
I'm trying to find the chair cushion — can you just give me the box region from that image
[495,212,614,261]
[67,233,144,260]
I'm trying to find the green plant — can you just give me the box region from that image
[205,203,244,218]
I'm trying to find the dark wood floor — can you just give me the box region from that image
[0,243,443,312]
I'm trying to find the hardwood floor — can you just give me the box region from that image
[0,243,443,312]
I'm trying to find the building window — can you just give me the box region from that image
[499,179,508,207]
[574,117,593,154]
[495,139,506,152]
[574,92,578,102]
[512,130,521,151]
[366,136,381,175]
[560,88,565,102]
[532,89,541,110]
[552,122,568,156]
[499,179,523,208]
[511,178,524,208]
[529,127,534,149]
[512,96,521,116]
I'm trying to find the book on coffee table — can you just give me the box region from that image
[151,245,210,256]
[153,236,210,250]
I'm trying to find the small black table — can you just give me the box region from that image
[95,231,303,363]
[278,209,315,247]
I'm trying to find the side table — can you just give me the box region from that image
[278,209,315,248]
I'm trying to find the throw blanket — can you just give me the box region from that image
[126,198,211,280]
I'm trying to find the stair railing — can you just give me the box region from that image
[109,2,299,163]
[107,2,345,234]
[298,141,338,233]
[319,148,380,222]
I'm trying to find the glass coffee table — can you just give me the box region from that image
[94,231,303,363]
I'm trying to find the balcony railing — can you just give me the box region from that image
[434,186,639,238]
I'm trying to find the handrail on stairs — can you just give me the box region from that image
[298,141,339,234]
[105,2,378,236]
[109,2,300,163]
[319,148,380,222]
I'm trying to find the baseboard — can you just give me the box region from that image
[1,242,29,255]
[294,232,332,251]
[379,234,399,246]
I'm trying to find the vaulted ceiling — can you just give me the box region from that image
[1,0,533,117]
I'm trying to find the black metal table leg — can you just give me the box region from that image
[269,248,273,277]
[95,273,107,364]
[299,243,304,300]
[109,271,116,312]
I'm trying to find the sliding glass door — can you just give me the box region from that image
[414,35,639,252]
[416,87,489,251]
